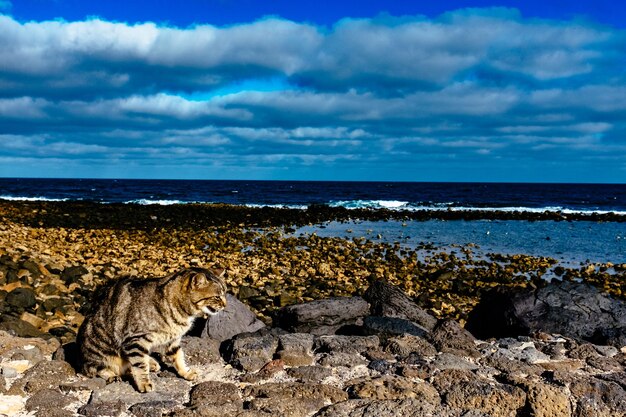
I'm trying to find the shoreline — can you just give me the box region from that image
[0,200,624,343]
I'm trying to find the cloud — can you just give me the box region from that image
[0,9,625,181]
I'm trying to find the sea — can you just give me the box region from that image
[1,178,625,265]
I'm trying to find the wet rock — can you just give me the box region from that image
[363,281,437,331]
[315,335,379,354]
[466,282,626,347]
[276,333,315,366]
[347,375,440,403]
[286,366,333,382]
[362,316,429,339]
[430,319,480,358]
[223,331,279,372]
[275,297,370,335]
[384,334,437,357]
[203,294,265,342]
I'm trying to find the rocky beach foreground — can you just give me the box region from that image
[0,201,625,416]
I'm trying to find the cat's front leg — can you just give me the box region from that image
[122,337,154,393]
[165,339,197,381]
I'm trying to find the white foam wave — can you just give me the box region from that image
[0,195,70,202]
[126,199,187,205]
[330,200,410,209]
[244,203,308,210]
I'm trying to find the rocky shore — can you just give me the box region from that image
[0,280,625,417]
[0,201,625,416]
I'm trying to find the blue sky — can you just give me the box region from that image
[0,1,625,182]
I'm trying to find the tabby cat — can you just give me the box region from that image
[77,267,227,392]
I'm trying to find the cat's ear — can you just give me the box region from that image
[191,272,208,287]
[212,268,225,278]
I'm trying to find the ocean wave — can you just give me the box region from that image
[0,195,70,202]
[125,199,189,205]
[330,200,410,209]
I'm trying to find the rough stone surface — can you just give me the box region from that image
[25,388,75,412]
[244,382,348,404]
[466,282,626,347]
[129,400,180,417]
[188,381,242,408]
[384,334,437,357]
[275,297,370,334]
[362,316,429,339]
[315,335,379,354]
[248,397,326,417]
[314,398,441,417]
[79,401,126,417]
[179,336,221,365]
[8,359,76,395]
[318,352,368,367]
[276,333,315,366]
[520,380,572,417]
[443,380,526,417]
[89,378,189,408]
[286,366,333,382]
[347,375,440,403]
[203,294,266,342]
[430,319,480,358]
[223,331,279,372]
[363,280,437,331]
[432,352,479,370]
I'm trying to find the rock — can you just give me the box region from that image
[241,359,285,383]
[286,366,333,382]
[347,375,440,403]
[179,336,221,365]
[432,353,478,371]
[430,319,480,358]
[203,294,265,342]
[367,360,397,375]
[363,281,437,331]
[0,316,50,339]
[466,282,626,347]
[244,382,348,404]
[318,352,368,367]
[79,400,126,417]
[7,359,76,395]
[61,265,89,284]
[89,378,189,408]
[60,378,107,394]
[188,381,242,409]
[519,380,572,417]
[0,395,26,416]
[275,297,370,335]
[569,377,626,416]
[362,316,429,339]
[129,400,180,417]
[315,335,379,354]
[223,331,279,372]
[25,388,75,412]
[314,398,441,417]
[592,327,626,349]
[5,287,36,309]
[443,380,526,417]
[276,333,315,366]
[248,397,326,417]
[384,334,437,357]
[53,341,81,370]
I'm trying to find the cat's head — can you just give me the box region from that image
[182,267,227,317]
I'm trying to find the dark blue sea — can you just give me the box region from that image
[1,178,625,263]
[1,178,625,213]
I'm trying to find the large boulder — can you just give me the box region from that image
[363,281,437,331]
[466,282,626,348]
[202,294,265,342]
[275,297,370,335]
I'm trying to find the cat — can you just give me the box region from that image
[76,267,227,392]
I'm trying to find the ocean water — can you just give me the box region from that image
[1,178,625,263]
[0,178,625,214]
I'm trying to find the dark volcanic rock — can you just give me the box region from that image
[61,265,89,284]
[25,388,75,412]
[276,333,315,366]
[275,297,370,335]
[466,282,626,347]
[8,359,76,395]
[203,294,265,342]
[362,316,429,339]
[222,331,279,372]
[129,401,179,417]
[363,281,437,331]
[315,335,380,354]
[5,287,37,309]
[430,319,480,358]
[188,381,242,408]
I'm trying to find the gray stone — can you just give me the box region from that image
[286,366,333,382]
[224,332,278,372]
[89,378,189,408]
[443,380,526,417]
[276,333,315,366]
[432,353,479,371]
[430,319,480,358]
[362,316,429,339]
[315,335,379,354]
[188,381,242,408]
[248,397,326,417]
[202,294,265,342]
[25,388,75,412]
[318,352,368,367]
[347,375,440,402]
[79,401,126,417]
[129,400,180,417]
[363,281,437,331]
[466,282,626,347]
[7,359,76,395]
[384,334,437,357]
[314,398,441,417]
[275,297,370,334]
[244,382,348,404]
[5,287,37,309]
[60,378,107,394]
[179,336,221,365]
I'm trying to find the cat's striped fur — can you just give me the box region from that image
[77,267,227,392]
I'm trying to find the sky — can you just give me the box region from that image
[0,1,625,182]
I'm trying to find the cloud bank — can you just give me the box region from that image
[0,8,625,181]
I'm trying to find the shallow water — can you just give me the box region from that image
[295,219,626,265]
